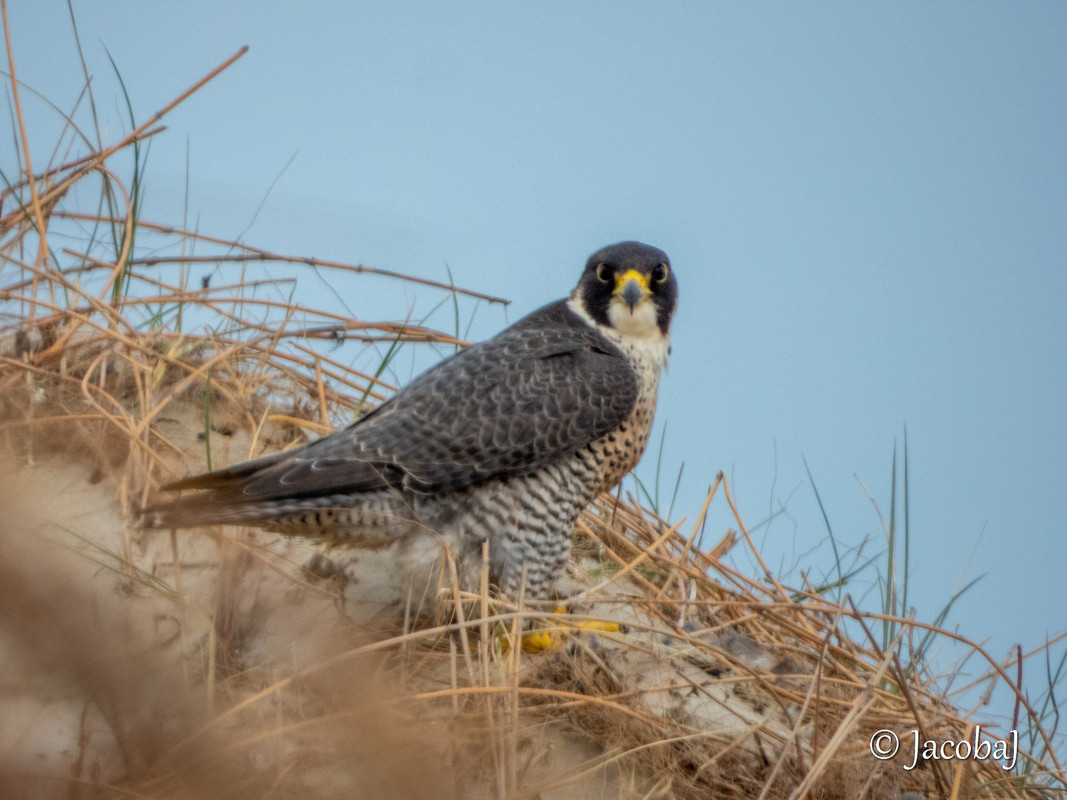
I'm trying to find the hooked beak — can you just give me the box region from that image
[614,269,651,312]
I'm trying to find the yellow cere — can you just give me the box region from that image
[614,269,650,294]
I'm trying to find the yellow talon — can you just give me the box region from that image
[500,606,621,654]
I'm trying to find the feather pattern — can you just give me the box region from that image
[143,241,678,601]
[156,300,637,517]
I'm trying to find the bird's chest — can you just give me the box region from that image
[586,339,666,494]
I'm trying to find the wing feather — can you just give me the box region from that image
[162,300,637,508]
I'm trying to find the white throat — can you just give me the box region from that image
[567,294,671,370]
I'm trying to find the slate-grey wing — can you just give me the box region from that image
[159,301,638,510]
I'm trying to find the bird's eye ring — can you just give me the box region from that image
[651,263,669,283]
[595,263,612,283]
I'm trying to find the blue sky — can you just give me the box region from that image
[8,2,1066,716]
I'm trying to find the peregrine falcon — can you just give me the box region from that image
[144,242,678,601]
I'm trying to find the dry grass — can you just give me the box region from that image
[2,13,1064,799]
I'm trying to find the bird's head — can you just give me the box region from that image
[572,241,678,340]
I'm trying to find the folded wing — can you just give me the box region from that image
[151,301,637,523]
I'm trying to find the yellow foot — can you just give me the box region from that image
[501,606,621,654]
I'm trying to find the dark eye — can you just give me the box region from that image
[651,263,669,283]
[595,263,612,283]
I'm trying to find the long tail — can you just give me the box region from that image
[139,490,371,531]
[140,452,292,528]
[139,496,271,529]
